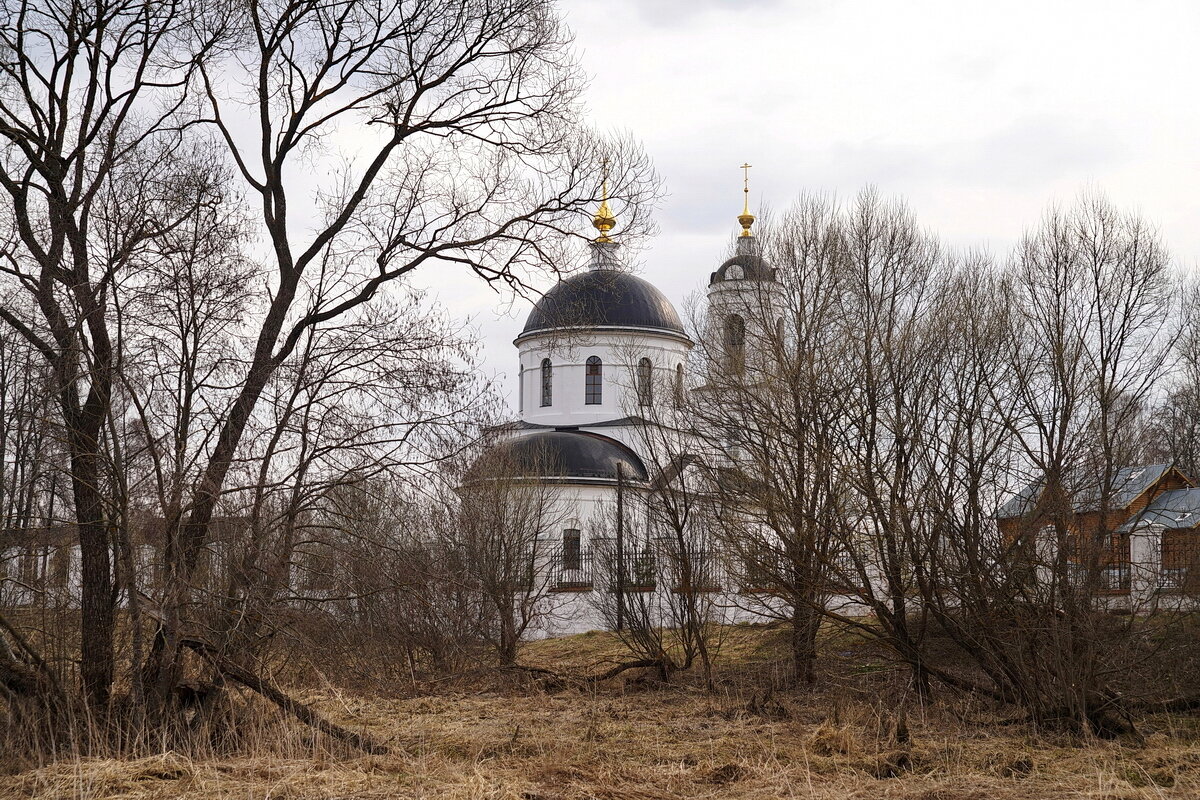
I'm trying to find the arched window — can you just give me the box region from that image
[562,529,582,571]
[585,356,603,405]
[674,363,685,408]
[724,314,746,373]
[725,263,744,280]
[636,357,653,406]
[724,314,745,351]
[540,358,553,407]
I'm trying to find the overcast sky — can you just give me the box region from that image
[414,0,1200,412]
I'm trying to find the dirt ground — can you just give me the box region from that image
[4,627,1199,799]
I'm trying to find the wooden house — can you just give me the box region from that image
[995,464,1200,599]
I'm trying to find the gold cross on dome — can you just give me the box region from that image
[592,156,616,242]
[740,163,753,214]
[738,162,756,236]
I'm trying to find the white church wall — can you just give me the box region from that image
[515,329,691,428]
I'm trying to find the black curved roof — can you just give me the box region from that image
[478,430,648,482]
[521,270,685,337]
[710,252,776,285]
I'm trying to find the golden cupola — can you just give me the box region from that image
[738,162,755,237]
[592,163,616,243]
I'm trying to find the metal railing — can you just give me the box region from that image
[1158,567,1188,592]
[619,548,658,591]
[548,545,662,591]
[1099,563,1131,592]
[550,545,594,590]
[544,543,1200,598]
[665,547,724,592]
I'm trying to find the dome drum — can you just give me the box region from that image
[709,253,776,285]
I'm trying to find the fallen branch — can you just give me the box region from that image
[1132,695,1200,714]
[178,635,389,754]
[134,598,387,755]
[0,610,66,704]
[584,658,665,683]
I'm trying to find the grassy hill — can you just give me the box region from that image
[4,624,1199,799]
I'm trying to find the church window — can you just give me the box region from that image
[540,358,553,407]
[726,263,744,280]
[724,314,745,349]
[674,364,685,408]
[563,529,582,571]
[724,314,746,370]
[636,357,653,406]
[585,356,603,404]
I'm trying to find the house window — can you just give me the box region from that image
[1103,530,1125,553]
[585,356,602,405]
[1101,564,1131,591]
[1160,567,1187,591]
[540,358,553,407]
[636,357,653,406]
[563,529,582,571]
[673,364,685,408]
[51,547,71,588]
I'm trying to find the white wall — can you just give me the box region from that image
[516,329,691,428]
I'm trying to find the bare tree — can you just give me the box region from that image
[961,192,1175,734]
[689,194,851,686]
[605,342,726,687]
[452,440,572,665]
[146,0,657,708]
[588,495,684,682]
[0,0,654,748]
[0,0,215,707]
[820,189,951,696]
[1148,282,1200,477]
[288,480,489,687]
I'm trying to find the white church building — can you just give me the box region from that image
[467,181,785,635]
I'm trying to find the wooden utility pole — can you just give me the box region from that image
[616,461,625,632]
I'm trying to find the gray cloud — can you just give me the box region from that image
[639,115,1128,240]
[810,116,1127,189]
[630,0,792,27]
[423,0,1200,412]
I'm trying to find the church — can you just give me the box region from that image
[463,172,1200,639]
[466,173,782,635]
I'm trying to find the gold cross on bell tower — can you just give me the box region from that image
[738,162,755,237]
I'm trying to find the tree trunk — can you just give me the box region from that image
[67,412,115,711]
[498,594,519,666]
[147,354,283,705]
[790,603,820,686]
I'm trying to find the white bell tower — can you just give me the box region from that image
[704,164,781,379]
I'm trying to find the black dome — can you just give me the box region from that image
[520,269,685,338]
[478,431,648,482]
[710,252,776,285]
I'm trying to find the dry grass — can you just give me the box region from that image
[3,626,1200,799]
